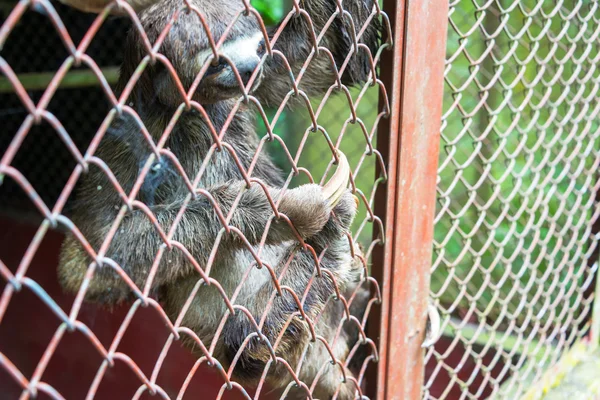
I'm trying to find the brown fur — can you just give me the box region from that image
[58,0,380,397]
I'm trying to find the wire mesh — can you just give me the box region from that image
[427,1,600,399]
[0,2,127,219]
[0,0,392,398]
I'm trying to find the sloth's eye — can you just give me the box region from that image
[257,40,266,57]
[205,56,227,75]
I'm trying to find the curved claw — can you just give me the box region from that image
[322,150,351,208]
[422,300,441,348]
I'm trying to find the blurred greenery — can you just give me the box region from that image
[429,0,600,397]
[250,0,285,25]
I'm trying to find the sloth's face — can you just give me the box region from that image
[136,0,269,107]
[194,31,267,104]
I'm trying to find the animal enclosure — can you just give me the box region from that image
[0,0,598,400]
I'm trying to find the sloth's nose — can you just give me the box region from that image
[237,59,260,85]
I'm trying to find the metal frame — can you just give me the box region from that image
[369,1,449,399]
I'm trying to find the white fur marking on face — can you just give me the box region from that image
[196,31,265,68]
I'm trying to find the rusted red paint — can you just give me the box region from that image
[367,0,405,398]
[383,1,448,399]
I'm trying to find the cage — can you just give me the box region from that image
[1,0,598,399]
[0,0,398,398]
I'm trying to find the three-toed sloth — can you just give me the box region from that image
[58,0,380,398]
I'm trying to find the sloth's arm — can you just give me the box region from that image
[58,174,339,304]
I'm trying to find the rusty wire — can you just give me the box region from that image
[427,0,600,399]
[0,0,392,398]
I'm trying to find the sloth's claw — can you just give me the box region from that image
[322,150,351,208]
[422,300,441,348]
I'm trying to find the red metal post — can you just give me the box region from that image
[367,0,406,397]
[376,1,448,399]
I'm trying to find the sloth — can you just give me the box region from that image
[58,0,380,398]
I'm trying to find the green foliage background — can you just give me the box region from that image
[429,1,600,397]
[251,0,285,25]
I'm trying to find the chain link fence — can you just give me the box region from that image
[0,1,127,220]
[0,0,392,398]
[427,1,600,399]
[8,0,598,398]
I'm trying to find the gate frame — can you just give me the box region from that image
[369,1,449,399]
